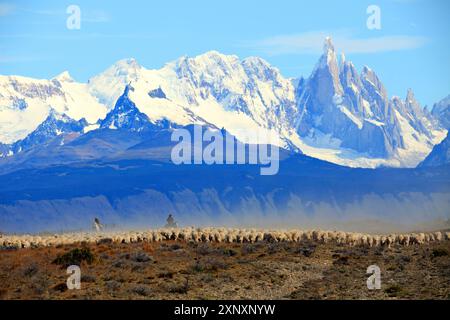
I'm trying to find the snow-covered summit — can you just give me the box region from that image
[0,73,106,144]
[88,58,143,109]
[53,71,74,83]
[294,37,445,165]
[2,108,87,157]
[432,94,450,129]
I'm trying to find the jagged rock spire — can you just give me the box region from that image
[339,53,346,71]
[323,36,335,52]
[309,37,344,102]
[123,83,135,97]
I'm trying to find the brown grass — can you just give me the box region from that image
[0,240,449,300]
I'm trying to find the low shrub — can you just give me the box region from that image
[130,285,152,297]
[191,258,228,273]
[384,285,403,297]
[241,244,257,255]
[222,248,238,257]
[431,248,448,258]
[81,274,96,283]
[105,280,121,291]
[130,252,153,263]
[22,263,39,277]
[52,248,95,267]
[167,279,189,294]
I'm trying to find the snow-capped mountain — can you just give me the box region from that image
[419,133,450,167]
[88,50,293,147]
[0,72,107,144]
[432,94,450,129]
[7,108,87,156]
[99,84,172,132]
[0,37,447,168]
[88,58,143,109]
[294,38,444,166]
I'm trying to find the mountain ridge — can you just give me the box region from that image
[0,38,447,168]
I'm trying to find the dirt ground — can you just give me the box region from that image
[0,240,449,300]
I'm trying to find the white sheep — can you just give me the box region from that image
[433,232,442,242]
[303,231,313,241]
[398,234,409,246]
[2,226,448,249]
[255,232,264,242]
[312,230,319,241]
[410,233,425,245]
[291,231,301,242]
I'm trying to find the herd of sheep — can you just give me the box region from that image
[1,227,450,249]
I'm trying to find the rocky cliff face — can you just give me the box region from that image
[432,95,450,129]
[419,133,450,167]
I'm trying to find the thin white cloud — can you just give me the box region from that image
[31,9,63,15]
[25,7,110,23]
[250,31,428,55]
[83,10,110,23]
[0,55,44,63]
[0,2,14,16]
[0,33,157,40]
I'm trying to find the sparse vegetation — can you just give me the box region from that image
[157,271,174,279]
[196,244,219,255]
[267,242,290,254]
[52,282,67,292]
[130,251,153,263]
[191,258,228,273]
[295,245,316,257]
[0,238,448,300]
[30,274,51,295]
[97,238,113,245]
[130,285,152,297]
[333,255,350,265]
[52,247,95,267]
[169,244,183,251]
[21,262,39,277]
[105,280,121,292]
[384,285,403,297]
[81,274,96,283]
[222,248,238,257]
[432,248,448,258]
[166,278,189,294]
[242,244,257,255]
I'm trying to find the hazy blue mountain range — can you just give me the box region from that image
[1,148,449,233]
[0,38,449,233]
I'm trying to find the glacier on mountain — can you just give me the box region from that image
[0,72,107,144]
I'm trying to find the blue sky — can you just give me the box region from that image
[0,0,449,107]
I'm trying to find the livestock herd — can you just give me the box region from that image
[1,227,449,249]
